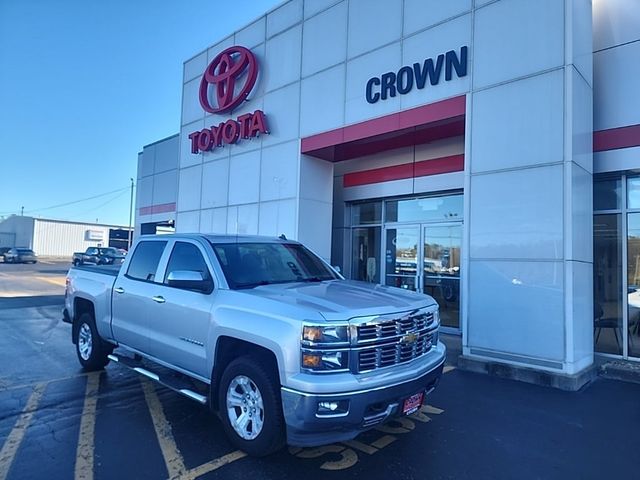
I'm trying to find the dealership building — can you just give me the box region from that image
[135,0,640,387]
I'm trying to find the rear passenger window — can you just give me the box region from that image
[126,241,167,282]
[164,242,211,283]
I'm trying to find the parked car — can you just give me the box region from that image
[63,234,445,456]
[72,247,125,266]
[0,247,11,262]
[4,248,37,264]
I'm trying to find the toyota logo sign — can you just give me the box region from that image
[188,45,268,155]
[199,46,258,114]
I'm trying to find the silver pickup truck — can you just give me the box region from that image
[63,234,445,456]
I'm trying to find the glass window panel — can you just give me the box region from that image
[423,225,461,329]
[593,214,623,355]
[385,195,462,223]
[384,227,418,290]
[351,227,381,283]
[164,242,211,284]
[594,178,622,211]
[351,202,382,225]
[627,213,640,357]
[627,177,640,209]
[126,241,167,282]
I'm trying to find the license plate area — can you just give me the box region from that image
[402,391,424,415]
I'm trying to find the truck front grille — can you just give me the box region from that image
[357,331,435,373]
[356,311,434,342]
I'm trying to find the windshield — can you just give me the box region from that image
[211,242,338,289]
[17,249,33,254]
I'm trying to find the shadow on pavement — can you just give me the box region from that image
[36,268,70,275]
[0,295,65,310]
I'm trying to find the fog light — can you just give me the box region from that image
[317,400,349,417]
[319,401,338,411]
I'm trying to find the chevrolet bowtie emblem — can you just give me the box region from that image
[400,333,418,344]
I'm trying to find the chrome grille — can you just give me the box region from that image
[357,310,434,342]
[357,332,435,373]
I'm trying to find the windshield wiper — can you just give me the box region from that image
[297,276,333,283]
[234,280,272,289]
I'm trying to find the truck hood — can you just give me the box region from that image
[240,280,436,321]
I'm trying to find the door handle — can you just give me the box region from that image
[152,295,166,304]
[114,287,125,294]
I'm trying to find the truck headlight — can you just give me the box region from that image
[301,323,350,372]
[301,350,349,372]
[302,325,349,345]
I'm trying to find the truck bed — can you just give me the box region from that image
[72,264,121,277]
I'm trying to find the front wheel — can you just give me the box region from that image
[74,313,112,371]
[218,357,285,456]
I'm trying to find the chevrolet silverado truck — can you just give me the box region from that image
[63,234,445,456]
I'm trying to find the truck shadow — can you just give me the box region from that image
[0,295,64,310]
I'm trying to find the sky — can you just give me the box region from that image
[0,0,279,226]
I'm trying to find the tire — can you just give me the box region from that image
[218,356,285,456]
[74,313,112,371]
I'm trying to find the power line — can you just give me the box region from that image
[71,189,130,222]
[0,185,133,216]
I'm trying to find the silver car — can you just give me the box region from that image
[4,247,37,264]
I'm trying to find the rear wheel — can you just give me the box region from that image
[218,357,285,456]
[74,313,112,371]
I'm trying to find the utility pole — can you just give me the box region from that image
[128,178,134,250]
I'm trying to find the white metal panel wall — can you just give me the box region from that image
[175,0,597,375]
[33,220,112,257]
[0,215,35,248]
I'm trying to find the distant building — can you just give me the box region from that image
[135,134,178,237]
[0,215,131,256]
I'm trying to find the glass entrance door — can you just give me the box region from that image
[384,226,420,291]
[384,223,462,329]
[422,224,461,329]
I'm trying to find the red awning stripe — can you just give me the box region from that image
[343,154,464,188]
[139,202,176,216]
[301,95,466,158]
[594,124,640,152]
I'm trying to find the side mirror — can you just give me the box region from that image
[166,270,213,293]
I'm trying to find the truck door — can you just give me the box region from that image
[146,240,215,379]
[111,240,168,354]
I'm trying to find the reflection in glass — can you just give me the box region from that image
[351,202,382,225]
[423,225,461,328]
[385,227,418,290]
[593,214,623,355]
[593,178,621,211]
[628,177,640,210]
[385,195,463,223]
[351,227,381,283]
[627,213,640,357]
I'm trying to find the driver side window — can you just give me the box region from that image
[164,242,212,285]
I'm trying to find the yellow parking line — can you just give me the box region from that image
[34,276,66,287]
[75,371,101,480]
[1,373,91,393]
[370,435,396,450]
[141,379,187,479]
[177,450,247,480]
[0,383,46,480]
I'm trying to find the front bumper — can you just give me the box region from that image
[281,345,446,447]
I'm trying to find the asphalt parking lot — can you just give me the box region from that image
[0,261,639,480]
